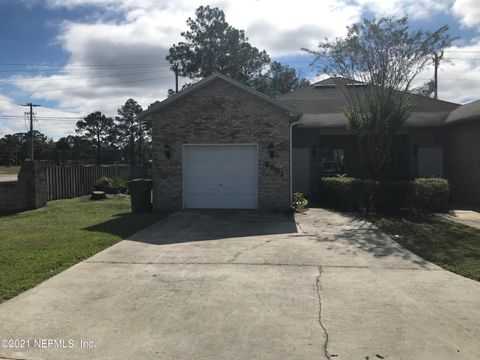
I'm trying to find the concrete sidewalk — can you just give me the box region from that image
[440,209,480,229]
[0,209,478,360]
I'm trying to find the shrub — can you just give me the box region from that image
[94,176,127,194]
[319,177,449,213]
[94,177,114,193]
[319,177,369,211]
[292,192,309,213]
[111,177,127,194]
[413,178,450,213]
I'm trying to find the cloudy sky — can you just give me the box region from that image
[1,0,480,139]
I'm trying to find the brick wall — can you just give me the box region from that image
[151,77,292,212]
[0,161,47,214]
[445,120,480,206]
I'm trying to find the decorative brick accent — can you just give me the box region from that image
[151,78,292,212]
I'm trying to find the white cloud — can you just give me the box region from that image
[452,0,480,28]
[5,0,480,140]
[7,0,362,133]
[47,0,363,56]
[356,0,452,19]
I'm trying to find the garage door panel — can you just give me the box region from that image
[183,145,257,209]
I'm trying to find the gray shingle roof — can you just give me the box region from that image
[278,78,458,113]
[446,99,480,124]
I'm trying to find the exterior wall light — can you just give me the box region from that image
[164,144,171,159]
[268,142,275,159]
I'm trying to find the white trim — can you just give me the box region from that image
[181,143,259,210]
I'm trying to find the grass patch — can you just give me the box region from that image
[0,166,20,175]
[372,215,480,281]
[0,196,167,303]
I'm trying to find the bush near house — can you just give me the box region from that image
[319,177,376,211]
[319,177,449,213]
[320,177,359,210]
[413,178,450,212]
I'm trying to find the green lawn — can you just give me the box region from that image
[0,196,167,303]
[0,166,20,175]
[372,215,480,281]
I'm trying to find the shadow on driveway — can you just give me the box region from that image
[84,211,171,239]
[300,208,431,268]
[85,210,298,245]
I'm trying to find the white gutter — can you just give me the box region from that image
[289,118,300,206]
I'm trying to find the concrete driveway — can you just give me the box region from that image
[0,174,18,182]
[0,209,479,360]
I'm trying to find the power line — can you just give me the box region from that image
[446,57,480,61]
[0,62,172,67]
[20,74,173,93]
[0,115,83,119]
[0,66,171,74]
[0,69,171,84]
[444,50,480,53]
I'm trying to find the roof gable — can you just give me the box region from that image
[139,73,300,119]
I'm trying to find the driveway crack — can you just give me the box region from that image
[316,266,332,360]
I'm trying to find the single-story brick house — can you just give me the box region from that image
[141,73,479,211]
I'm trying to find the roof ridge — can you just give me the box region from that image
[139,72,301,118]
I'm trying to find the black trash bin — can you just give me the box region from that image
[127,179,152,213]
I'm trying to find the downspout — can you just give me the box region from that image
[289,117,300,206]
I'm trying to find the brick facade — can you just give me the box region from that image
[151,77,292,212]
[445,120,480,206]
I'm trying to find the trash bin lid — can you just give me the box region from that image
[127,178,152,184]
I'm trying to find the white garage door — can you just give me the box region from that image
[183,145,258,209]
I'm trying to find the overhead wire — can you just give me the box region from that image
[0,69,172,84]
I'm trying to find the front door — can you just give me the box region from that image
[292,148,311,196]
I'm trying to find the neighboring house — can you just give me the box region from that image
[444,100,480,205]
[141,73,478,211]
[277,77,459,198]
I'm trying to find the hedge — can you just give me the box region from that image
[413,178,450,212]
[319,177,449,213]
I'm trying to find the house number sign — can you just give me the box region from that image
[264,161,284,177]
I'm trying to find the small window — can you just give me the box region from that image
[318,148,345,174]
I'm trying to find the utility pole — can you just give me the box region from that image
[432,51,443,100]
[20,103,41,160]
[172,63,180,93]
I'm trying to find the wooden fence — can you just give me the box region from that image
[45,163,131,201]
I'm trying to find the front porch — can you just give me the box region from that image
[291,126,446,201]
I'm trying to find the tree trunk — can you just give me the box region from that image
[130,135,135,166]
[96,134,101,166]
[138,133,143,166]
